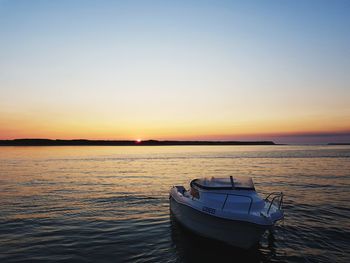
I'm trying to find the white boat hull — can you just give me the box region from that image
[170,195,269,249]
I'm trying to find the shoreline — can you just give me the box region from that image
[0,139,276,146]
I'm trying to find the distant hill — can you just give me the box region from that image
[0,139,276,146]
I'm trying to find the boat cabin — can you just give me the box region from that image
[190,176,255,191]
[188,177,263,214]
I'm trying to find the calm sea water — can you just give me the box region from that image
[0,145,349,263]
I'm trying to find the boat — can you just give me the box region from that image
[169,176,284,249]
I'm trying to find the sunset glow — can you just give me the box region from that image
[0,1,349,144]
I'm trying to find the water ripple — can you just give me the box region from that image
[1,145,350,262]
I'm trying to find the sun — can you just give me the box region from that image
[135,139,142,143]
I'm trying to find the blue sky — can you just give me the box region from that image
[0,0,349,143]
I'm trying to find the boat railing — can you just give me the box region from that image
[264,192,284,214]
[221,193,253,214]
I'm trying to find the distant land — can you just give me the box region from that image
[328,143,350,145]
[0,139,276,146]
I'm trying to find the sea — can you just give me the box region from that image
[0,145,349,263]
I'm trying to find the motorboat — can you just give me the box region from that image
[169,176,284,249]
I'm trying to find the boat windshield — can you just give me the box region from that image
[190,177,255,191]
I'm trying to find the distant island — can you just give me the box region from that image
[0,139,276,146]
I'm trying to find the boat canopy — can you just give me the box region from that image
[190,177,255,191]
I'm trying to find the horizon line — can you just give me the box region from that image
[0,138,349,146]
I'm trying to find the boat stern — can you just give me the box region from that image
[261,192,284,223]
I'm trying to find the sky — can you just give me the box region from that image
[0,0,349,144]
